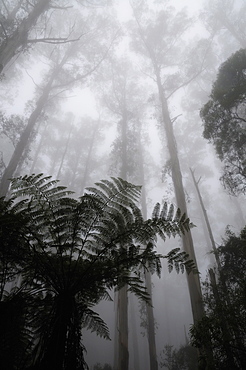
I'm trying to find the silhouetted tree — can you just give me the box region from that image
[190,226,246,369]
[201,49,246,195]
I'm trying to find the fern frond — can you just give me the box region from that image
[164,248,198,275]
[82,308,110,340]
[152,202,160,219]
[160,201,168,219]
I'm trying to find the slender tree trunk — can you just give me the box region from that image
[155,71,204,324]
[80,120,100,194]
[129,294,140,370]
[29,122,48,175]
[0,76,53,197]
[56,123,73,180]
[189,168,221,268]
[117,108,129,370]
[138,131,158,370]
[0,0,51,73]
[118,284,129,370]
[0,46,72,197]
[144,271,158,370]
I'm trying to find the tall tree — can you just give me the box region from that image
[129,0,205,325]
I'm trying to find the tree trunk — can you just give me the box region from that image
[155,71,204,324]
[189,168,221,268]
[138,131,158,370]
[117,284,129,370]
[80,119,100,194]
[29,122,48,175]
[144,271,158,370]
[116,108,129,370]
[129,294,140,370]
[56,123,73,180]
[0,46,73,197]
[0,0,51,72]
[0,76,53,197]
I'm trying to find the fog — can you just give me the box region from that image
[0,1,246,369]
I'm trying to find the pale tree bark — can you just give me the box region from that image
[0,0,51,72]
[155,69,204,324]
[189,168,220,268]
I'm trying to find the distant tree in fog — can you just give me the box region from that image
[97,56,159,370]
[0,0,80,74]
[0,9,118,197]
[201,49,246,195]
[201,0,246,50]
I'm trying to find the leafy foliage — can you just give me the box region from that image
[160,344,198,370]
[0,174,194,370]
[201,49,246,195]
[190,226,246,369]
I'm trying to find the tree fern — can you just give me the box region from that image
[0,174,196,370]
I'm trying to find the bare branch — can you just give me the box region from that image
[166,36,215,99]
[49,5,73,10]
[171,114,182,123]
[24,68,39,88]
[51,29,121,90]
[27,36,81,44]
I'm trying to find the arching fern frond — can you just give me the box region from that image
[164,248,198,275]
[82,307,111,340]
